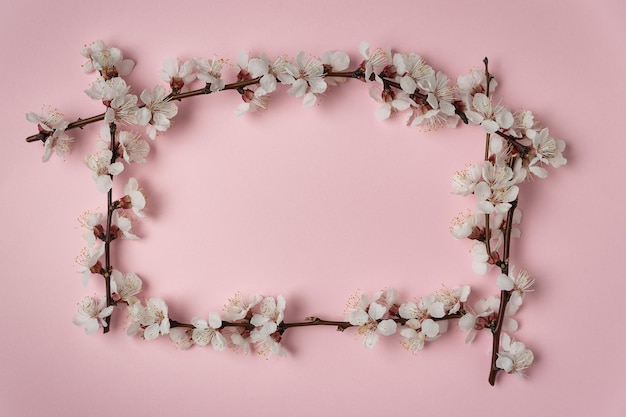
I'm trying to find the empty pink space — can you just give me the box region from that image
[1,0,624,416]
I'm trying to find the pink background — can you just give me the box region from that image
[1,0,624,415]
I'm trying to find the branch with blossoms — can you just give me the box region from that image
[26,40,566,385]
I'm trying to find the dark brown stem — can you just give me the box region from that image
[102,121,117,333]
[487,198,517,385]
[169,312,464,334]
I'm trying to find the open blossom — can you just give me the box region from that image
[140,85,178,139]
[84,77,130,102]
[223,292,263,321]
[456,69,497,108]
[42,128,73,162]
[105,93,149,126]
[450,211,482,240]
[235,88,270,116]
[192,313,227,351]
[497,266,535,309]
[508,110,537,138]
[116,130,150,163]
[195,56,226,92]
[359,42,391,82]
[84,150,124,193]
[527,128,567,178]
[368,86,413,120]
[250,295,285,333]
[76,244,105,286]
[160,58,197,92]
[128,298,170,340]
[239,51,283,93]
[111,270,142,304]
[474,161,519,215]
[437,285,471,314]
[496,333,534,378]
[80,211,105,246]
[397,289,461,353]
[169,327,194,350]
[120,178,146,218]
[419,71,457,118]
[26,109,73,162]
[394,52,434,94]
[452,163,483,196]
[80,40,134,79]
[346,289,398,349]
[465,93,513,134]
[72,296,114,334]
[111,210,138,240]
[249,295,287,357]
[283,52,327,107]
[459,296,518,343]
[26,108,67,133]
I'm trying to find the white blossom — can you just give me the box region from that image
[84,150,124,193]
[192,313,227,351]
[140,85,178,139]
[80,40,135,78]
[496,333,534,378]
[72,296,113,334]
[110,270,142,304]
[160,58,197,92]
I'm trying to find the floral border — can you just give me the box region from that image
[25,40,566,385]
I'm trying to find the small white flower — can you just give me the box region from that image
[138,298,170,340]
[394,52,434,93]
[465,93,513,134]
[160,58,197,92]
[140,85,178,139]
[459,296,517,343]
[121,178,146,218]
[192,313,227,351]
[76,244,105,286]
[284,52,327,107]
[224,292,263,321]
[80,40,134,78]
[474,161,519,215]
[456,69,497,108]
[235,88,270,116]
[195,57,226,92]
[368,86,413,120]
[116,130,150,163]
[110,270,142,304]
[508,266,535,308]
[250,295,286,331]
[105,93,148,126]
[527,128,567,178]
[496,333,534,378]
[84,77,130,102]
[169,327,194,350]
[84,150,124,193]
[26,109,73,162]
[72,296,114,335]
[111,210,138,240]
[347,290,398,349]
[452,163,483,196]
[359,42,391,82]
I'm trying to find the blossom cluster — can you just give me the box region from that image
[346,286,469,352]
[25,40,568,385]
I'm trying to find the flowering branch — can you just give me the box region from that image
[27,40,566,385]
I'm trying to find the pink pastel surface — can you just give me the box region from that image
[1,0,624,415]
